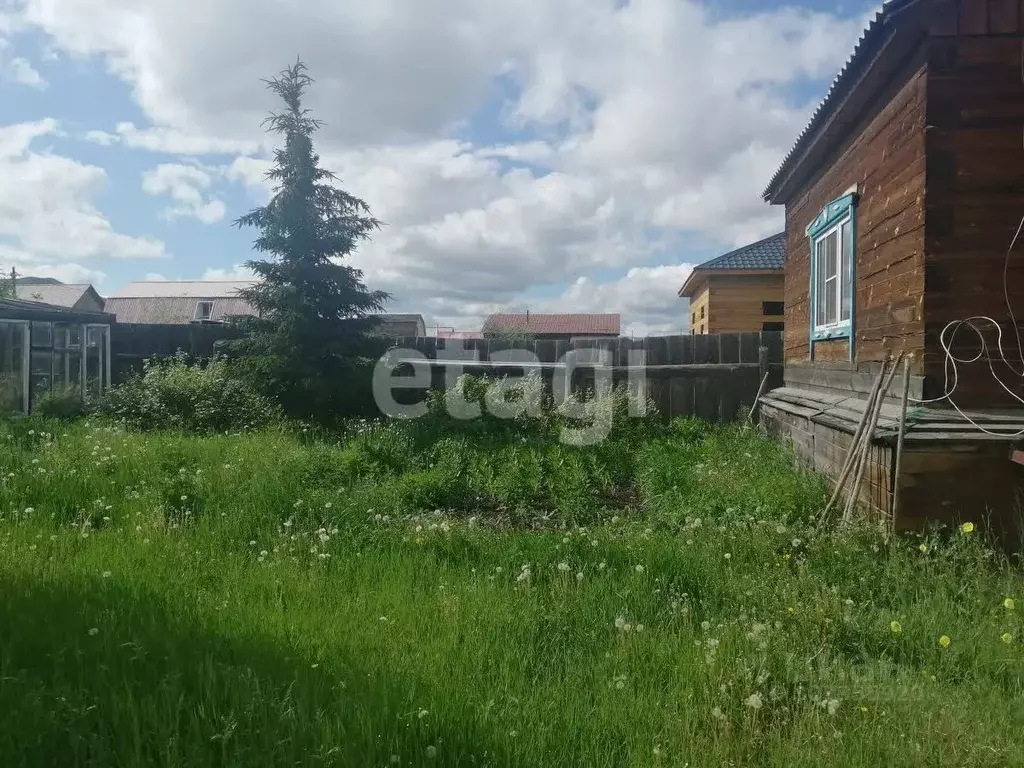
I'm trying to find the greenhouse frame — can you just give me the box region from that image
[0,297,113,414]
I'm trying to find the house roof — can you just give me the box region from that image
[678,233,786,297]
[14,283,98,308]
[371,314,424,324]
[104,296,256,325]
[483,313,620,336]
[762,0,918,203]
[0,296,113,323]
[108,280,255,299]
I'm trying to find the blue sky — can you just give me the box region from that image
[0,0,875,333]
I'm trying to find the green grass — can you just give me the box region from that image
[1,414,1023,767]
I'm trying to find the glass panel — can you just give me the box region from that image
[824,277,838,324]
[85,327,103,400]
[30,349,53,405]
[0,322,25,413]
[840,220,852,322]
[30,321,52,348]
[824,231,838,280]
[815,239,828,327]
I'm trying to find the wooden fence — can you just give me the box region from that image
[110,323,239,381]
[389,332,783,423]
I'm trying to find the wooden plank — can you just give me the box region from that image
[989,0,1019,32]
[719,332,740,364]
[960,0,989,33]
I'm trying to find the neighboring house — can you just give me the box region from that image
[435,329,483,340]
[758,0,1024,541]
[14,280,106,313]
[370,314,426,338]
[104,281,257,324]
[482,313,620,340]
[678,233,785,334]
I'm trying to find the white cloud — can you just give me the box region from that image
[85,121,259,155]
[143,272,168,281]
[24,0,869,328]
[201,263,254,281]
[8,56,45,88]
[141,163,226,224]
[0,244,106,285]
[0,119,167,264]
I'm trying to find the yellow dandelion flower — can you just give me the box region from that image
[919,543,928,553]
[1004,597,1015,611]
[890,620,903,635]
[1000,632,1012,644]
[938,635,951,648]
[787,606,794,613]
[960,522,974,534]
[860,706,869,713]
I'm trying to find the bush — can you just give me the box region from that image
[100,353,282,433]
[33,385,86,420]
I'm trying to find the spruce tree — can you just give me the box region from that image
[230,60,389,421]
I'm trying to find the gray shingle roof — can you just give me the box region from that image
[697,232,786,271]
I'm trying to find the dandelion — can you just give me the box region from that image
[87,627,99,636]
[724,553,732,560]
[890,620,902,635]
[379,616,388,623]
[711,706,726,720]
[598,561,607,570]
[425,745,437,759]
[791,538,802,548]
[24,507,34,514]
[324,501,332,509]
[180,495,188,502]
[635,564,645,574]
[939,635,951,648]
[101,571,111,579]
[417,709,429,719]
[576,571,584,583]
[635,624,644,633]
[1001,632,1013,644]
[825,698,840,715]
[919,543,928,553]
[615,617,626,630]
[960,522,975,534]
[700,620,711,631]
[1004,597,1015,611]
[557,562,570,572]
[744,692,763,710]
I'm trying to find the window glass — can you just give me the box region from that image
[0,322,25,412]
[815,238,828,327]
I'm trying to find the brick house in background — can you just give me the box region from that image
[677,233,786,335]
[759,0,1024,542]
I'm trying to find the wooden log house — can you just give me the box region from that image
[760,0,1024,544]
[678,233,786,335]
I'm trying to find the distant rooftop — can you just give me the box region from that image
[14,283,97,309]
[695,232,786,271]
[109,280,255,299]
[483,313,620,337]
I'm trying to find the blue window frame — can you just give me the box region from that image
[806,193,856,342]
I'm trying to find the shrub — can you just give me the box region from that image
[100,353,282,433]
[33,385,86,420]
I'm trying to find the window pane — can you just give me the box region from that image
[824,277,838,324]
[824,232,838,280]
[815,240,825,326]
[840,220,852,322]
[30,321,52,348]
[0,323,25,413]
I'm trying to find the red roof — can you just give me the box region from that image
[483,313,620,336]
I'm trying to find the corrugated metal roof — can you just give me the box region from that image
[696,232,786,271]
[483,313,620,336]
[104,296,256,325]
[109,280,255,299]
[0,296,113,322]
[14,284,93,308]
[762,0,916,202]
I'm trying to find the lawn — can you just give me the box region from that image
[0,401,1022,767]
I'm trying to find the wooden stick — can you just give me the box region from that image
[890,356,913,532]
[746,370,771,426]
[842,352,904,525]
[818,361,889,524]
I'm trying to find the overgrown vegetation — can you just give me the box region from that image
[227,60,389,423]
[0,391,1021,766]
[99,353,281,433]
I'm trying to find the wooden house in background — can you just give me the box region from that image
[678,233,786,334]
[760,0,1024,544]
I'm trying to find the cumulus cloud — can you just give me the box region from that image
[0,119,167,265]
[22,0,870,328]
[201,263,254,281]
[141,163,227,224]
[7,56,45,88]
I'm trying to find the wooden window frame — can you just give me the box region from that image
[194,301,215,322]
[806,193,856,343]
